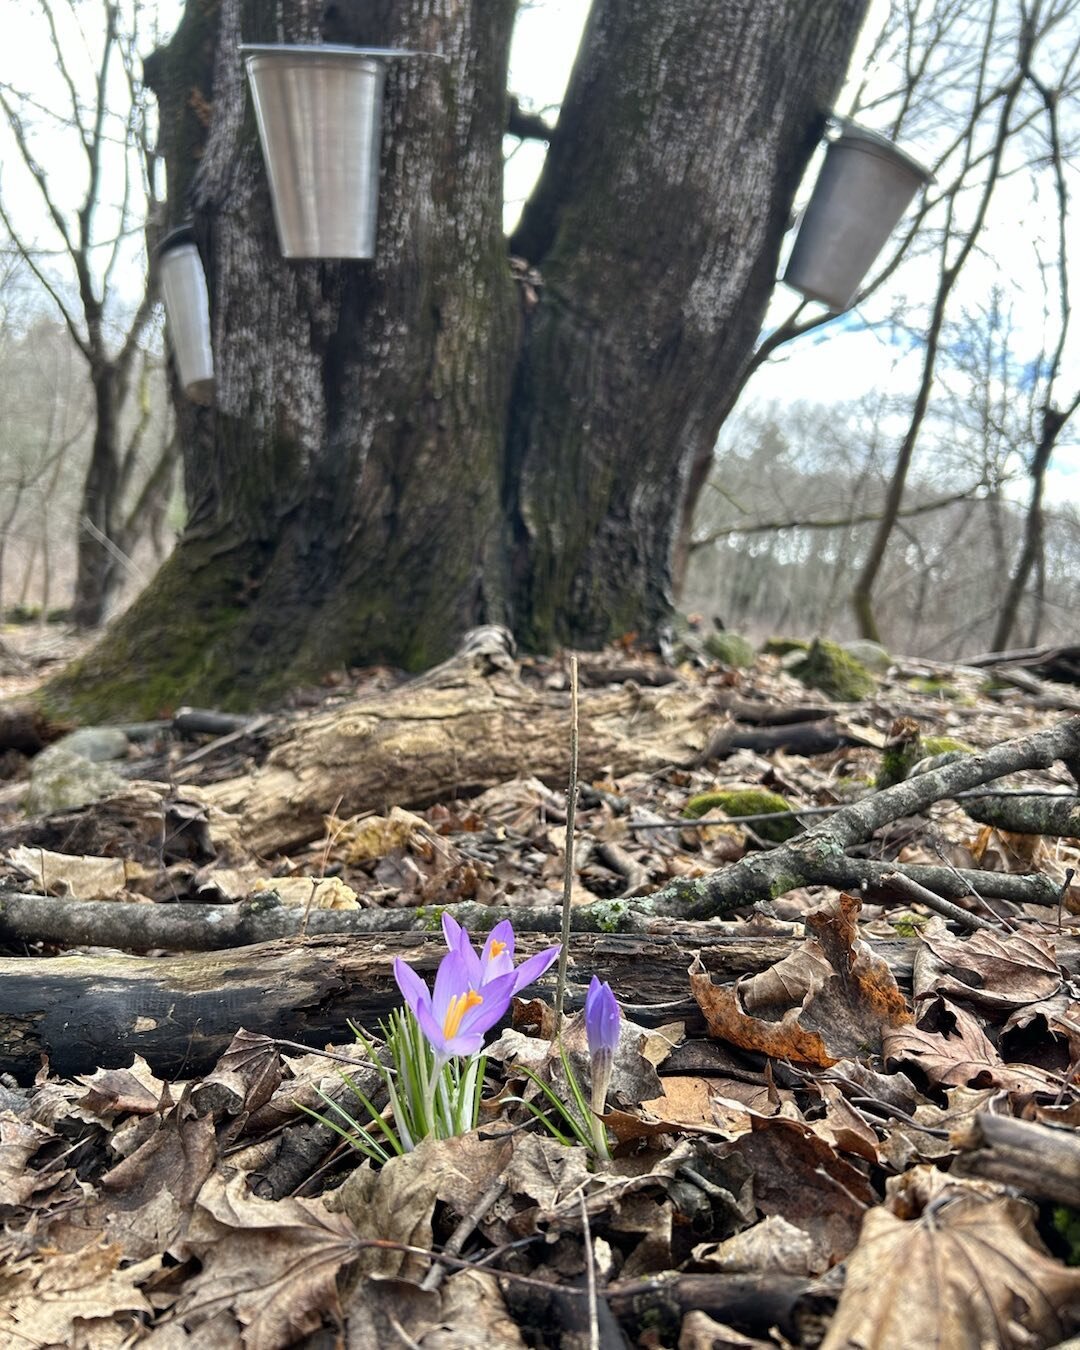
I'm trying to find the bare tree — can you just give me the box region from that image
[0,0,177,627]
[678,0,1080,651]
[990,35,1080,649]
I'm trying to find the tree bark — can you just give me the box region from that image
[70,369,122,628]
[0,929,921,1082]
[42,0,868,720]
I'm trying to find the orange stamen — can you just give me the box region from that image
[488,939,508,960]
[442,989,483,1039]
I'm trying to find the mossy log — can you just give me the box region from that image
[200,643,717,855]
[0,929,921,1082]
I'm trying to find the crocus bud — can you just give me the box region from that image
[584,976,620,1157]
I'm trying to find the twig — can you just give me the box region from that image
[1059,868,1076,932]
[555,655,579,1021]
[630,788,1079,831]
[877,870,1001,933]
[580,1191,600,1350]
[848,1096,950,1138]
[420,1178,507,1293]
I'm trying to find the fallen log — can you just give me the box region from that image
[200,637,718,855]
[0,929,920,1082]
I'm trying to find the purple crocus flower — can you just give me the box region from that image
[441,913,561,997]
[584,977,620,1153]
[584,976,621,1069]
[394,948,517,1064]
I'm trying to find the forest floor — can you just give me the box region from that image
[2,627,1080,1348]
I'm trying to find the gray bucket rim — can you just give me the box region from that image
[239,43,437,63]
[828,118,934,184]
[155,223,198,260]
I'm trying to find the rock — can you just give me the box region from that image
[23,745,127,817]
[683,787,800,843]
[761,636,811,657]
[840,639,892,673]
[702,632,755,668]
[52,727,131,762]
[791,638,877,702]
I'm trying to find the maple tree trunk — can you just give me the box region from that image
[44,0,867,719]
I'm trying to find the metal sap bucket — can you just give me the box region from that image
[157,226,214,405]
[783,122,932,311]
[240,44,412,259]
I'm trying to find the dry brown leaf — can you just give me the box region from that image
[76,1055,167,1120]
[691,896,912,1063]
[6,844,152,899]
[642,1076,732,1127]
[679,1312,776,1349]
[91,1103,219,1259]
[690,953,837,1067]
[344,1269,527,1349]
[0,1114,57,1208]
[0,1239,159,1348]
[914,928,1062,1009]
[884,997,1064,1093]
[729,1112,875,1270]
[333,1132,514,1279]
[809,1080,880,1164]
[822,1185,1080,1349]
[690,894,911,1067]
[191,1028,282,1119]
[168,1172,361,1349]
[691,1214,818,1276]
[251,875,359,909]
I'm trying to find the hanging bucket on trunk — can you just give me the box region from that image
[157,226,214,406]
[783,122,932,311]
[240,44,414,260]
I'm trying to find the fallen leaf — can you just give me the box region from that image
[92,1102,218,1259]
[191,1028,282,1120]
[332,1132,513,1279]
[642,1076,731,1127]
[344,1269,528,1349]
[77,1055,167,1120]
[822,1179,1080,1349]
[6,845,151,900]
[0,1239,159,1348]
[914,928,1062,1009]
[728,1112,876,1270]
[692,1214,818,1277]
[168,1173,361,1349]
[679,1311,775,1349]
[252,875,358,910]
[884,997,1063,1093]
[809,1080,880,1164]
[691,954,838,1067]
[0,1114,58,1208]
[690,894,911,1067]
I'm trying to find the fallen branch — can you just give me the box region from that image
[651,714,1080,922]
[953,1113,1080,1206]
[961,792,1080,836]
[0,855,1059,955]
[200,639,717,855]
